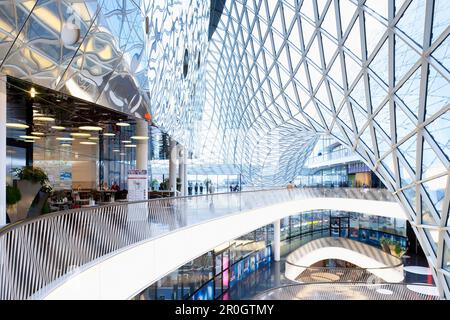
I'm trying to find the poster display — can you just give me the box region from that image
[127,169,148,201]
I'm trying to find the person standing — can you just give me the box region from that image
[194,182,199,195]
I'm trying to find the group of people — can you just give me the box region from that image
[99,181,120,191]
[188,182,216,195]
[229,184,240,192]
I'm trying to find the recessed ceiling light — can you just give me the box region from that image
[79,126,103,131]
[56,137,75,141]
[121,140,132,143]
[33,116,55,122]
[19,135,40,140]
[116,122,130,127]
[6,123,29,129]
[23,140,35,143]
[131,136,149,140]
[113,149,120,152]
[51,126,66,130]
[30,87,36,98]
[70,132,91,137]
[124,144,136,148]
[120,153,126,156]
[88,137,99,140]
[31,132,45,136]
[80,141,97,145]
[60,144,71,147]
[103,133,115,136]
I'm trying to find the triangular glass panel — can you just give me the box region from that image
[425,66,450,119]
[374,103,391,138]
[350,75,367,111]
[395,104,416,143]
[351,103,368,132]
[396,0,426,46]
[394,35,420,85]
[345,18,362,60]
[374,127,392,159]
[398,157,415,187]
[395,66,421,119]
[381,152,396,179]
[431,33,450,74]
[321,0,338,40]
[397,134,417,173]
[431,0,450,43]
[339,0,357,36]
[425,109,450,162]
[402,186,417,212]
[423,175,447,218]
[421,138,447,180]
[369,75,388,111]
[337,103,354,131]
[369,39,389,85]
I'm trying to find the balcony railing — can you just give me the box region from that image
[0,188,395,300]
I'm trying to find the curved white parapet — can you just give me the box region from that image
[43,197,406,300]
[285,238,404,283]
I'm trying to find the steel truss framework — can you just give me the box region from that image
[200,0,450,298]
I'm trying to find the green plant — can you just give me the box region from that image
[41,200,51,214]
[6,185,21,206]
[14,166,49,185]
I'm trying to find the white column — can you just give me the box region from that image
[135,119,148,170]
[178,145,187,196]
[273,219,281,261]
[0,75,6,227]
[169,138,178,192]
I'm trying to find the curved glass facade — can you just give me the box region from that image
[199,0,450,297]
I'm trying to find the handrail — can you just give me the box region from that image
[0,187,395,300]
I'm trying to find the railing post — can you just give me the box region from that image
[273,219,281,262]
[0,75,6,227]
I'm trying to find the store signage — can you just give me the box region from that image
[127,169,148,201]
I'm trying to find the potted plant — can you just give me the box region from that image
[13,166,49,221]
[6,185,21,222]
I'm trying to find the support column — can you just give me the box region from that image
[169,138,178,192]
[178,145,187,196]
[273,219,281,262]
[135,119,148,171]
[0,76,6,226]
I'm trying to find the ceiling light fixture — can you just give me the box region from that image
[131,136,149,140]
[60,144,71,147]
[103,133,115,136]
[79,126,103,131]
[6,123,29,129]
[56,137,75,141]
[116,122,130,127]
[113,149,120,152]
[88,137,99,141]
[30,87,36,98]
[51,126,66,130]
[80,141,97,145]
[70,132,91,138]
[31,132,45,136]
[33,116,55,122]
[23,140,35,143]
[121,140,132,143]
[19,135,41,140]
[124,144,136,148]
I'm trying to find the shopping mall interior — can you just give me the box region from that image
[0,0,448,303]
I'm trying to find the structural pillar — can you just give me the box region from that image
[169,138,178,192]
[273,219,281,262]
[178,145,187,196]
[135,119,148,170]
[0,76,6,227]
